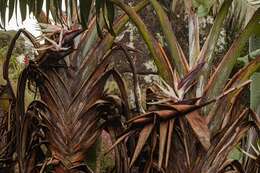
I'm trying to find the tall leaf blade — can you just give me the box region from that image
[46,0,50,22]
[0,0,7,28]
[105,0,115,34]
[106,0,115,27]
[188,11,200,67]
[224,57,260,101]
[208,57,260,131]
[50,0,58,23]
[203,8,260,109]
[196,0,233,96]
[150,0,189,78]
[186,111,210,150]
[110,0,175,85]
[20,0,27,21]
[159,121,168,169]
[130,124,154,167]
[80,0,92,29]
[165,119,174,168]
[8,0,15,21]
[36,0,43,17]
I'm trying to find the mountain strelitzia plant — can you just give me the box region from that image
[105,0,260,172]
[0,1,148,172]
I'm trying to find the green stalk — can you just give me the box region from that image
[196,0,233,97]
[110,0,174,84]
[250,73,260,115]
[249,36,260,115]
[245,36,260,172]
[150,0,189,78]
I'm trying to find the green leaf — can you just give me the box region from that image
[8,0,15,21]
[78,0,149,82]
[102,1,110,32]
[225,57,260,91]
[250,73,260,114]
[105,0,115,35]
[80,0,92,29]
[27,0,34,14]
[36,0,43,16]
[106,0,115,26]
[193,0,216,16]
[46,0,50,22]
[0,0,7,28]
[150,0,189,78]
[204,8,260,104]
[198,0,233,63]
[196,0,233,96]
[110,0,175,85]
[69,0,73,24]
[197,5,208,17]
[20,0,27,21]
[96,0,104,36]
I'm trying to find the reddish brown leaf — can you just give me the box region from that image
[178,61,205,89]
[130,123,154,167]
[165,119,175,168]
[105,131,132,155]
[159,121,169,169]
[186,111,210,150]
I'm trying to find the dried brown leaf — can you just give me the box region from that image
[159,121,168,169]
[130,123,154,167]
[186,111,210,150]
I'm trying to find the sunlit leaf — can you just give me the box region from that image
[80,0,92,29]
